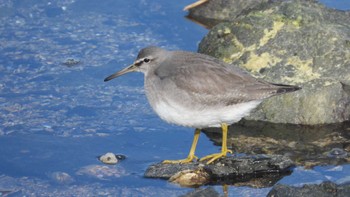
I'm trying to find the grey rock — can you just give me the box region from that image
[267,181,350,197]
[144,155,293,186]
[145,163,199,179]
[247,79,350,124]
[327,148,348,159]
[187,0,269,28]
[196,0,350,124]
[62,58,81,67]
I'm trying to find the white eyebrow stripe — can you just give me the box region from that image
[134,59,144,66]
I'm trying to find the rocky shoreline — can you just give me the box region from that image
[188,0,350,125]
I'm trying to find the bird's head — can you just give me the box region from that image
[104,46,166,82]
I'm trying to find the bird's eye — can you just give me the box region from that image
[143,58,150,63]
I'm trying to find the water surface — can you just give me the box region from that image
[0,0,349,196]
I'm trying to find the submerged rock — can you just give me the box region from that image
[47,171,75,184]
[145,155,293,187]
[267,181,350,197]
[193,0,350,124]
[62,58,81,67]
[76,165,128,180]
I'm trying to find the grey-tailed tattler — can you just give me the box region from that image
[104,46,301,164]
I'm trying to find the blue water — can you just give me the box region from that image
[0,0,349,196]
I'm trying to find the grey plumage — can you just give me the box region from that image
[142,47,299,105]
[104,46,300,127]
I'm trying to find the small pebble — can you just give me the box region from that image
[62,58,81,67]
[327,148,348,158]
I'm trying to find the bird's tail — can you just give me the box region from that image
[273,83,302,94]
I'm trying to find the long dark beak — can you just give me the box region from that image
[104,64,137,82]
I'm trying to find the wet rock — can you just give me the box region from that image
[267,181,350,197]
[62,58,81,67]
[196,0,350,124]
[145,155,293,187]
[98,152,126,165]
[145,163,199,179]
[327,148,348,159]
[169,167,210,187]
[204,121,350,168]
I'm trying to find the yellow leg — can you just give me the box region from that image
[199,123,233,164]
[163,129,201,164]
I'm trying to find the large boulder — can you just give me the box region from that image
[250,79,350,124]
[187,0,269,28]
[194,0,350,124]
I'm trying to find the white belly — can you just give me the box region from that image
[152,99,262,128]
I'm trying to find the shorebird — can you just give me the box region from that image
[104,46,300,164]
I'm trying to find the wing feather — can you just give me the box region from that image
[154,52,281,106]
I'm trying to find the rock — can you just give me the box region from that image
[247,79,350,124]
[267,181,350,197]
[145,155,293,187]
[98,152,126,165]
[169,167,210,187]
[327,148,348,159]
[186,0,269,28]
[195,0,350,124]
[62,58,81,67]
[145,163,199,179]
[203,121,350,168]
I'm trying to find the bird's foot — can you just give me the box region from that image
[162,155,198,164]
[199,149,233,164]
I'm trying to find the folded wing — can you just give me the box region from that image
[155,52,300,106]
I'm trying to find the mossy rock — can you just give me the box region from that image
[196,0,350,124]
